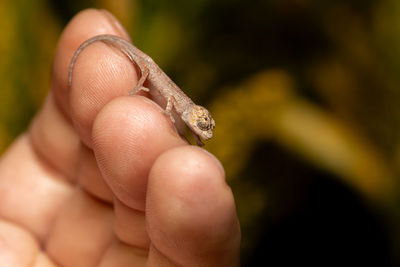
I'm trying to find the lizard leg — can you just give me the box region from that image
[163,97,204,146]
[128,66,150,95]
[162,96,176,123]
[192,132,205,147]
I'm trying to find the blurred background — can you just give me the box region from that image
[1,0,400,266]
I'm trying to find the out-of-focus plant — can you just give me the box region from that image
[208,70,397,204]
[0,0,59,153]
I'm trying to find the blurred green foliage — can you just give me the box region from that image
[2,0,400,265]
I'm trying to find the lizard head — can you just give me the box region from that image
[183,105,215,141]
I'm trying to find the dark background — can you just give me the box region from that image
[1,0,400,266]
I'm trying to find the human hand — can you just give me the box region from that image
[0,9,240,267]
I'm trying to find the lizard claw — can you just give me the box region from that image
[162,109,175,123]
[162,95,177,123]
[128,86,150,95]
[128,65,149,95]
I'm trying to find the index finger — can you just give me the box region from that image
[52,9,133,146]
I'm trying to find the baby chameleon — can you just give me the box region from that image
[68,34,215,146]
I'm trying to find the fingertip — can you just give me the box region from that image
[146,146,240,266]
[92,96,186,210]
[147,146,233,234]
[52,8,130,121]
[68,40,139,146]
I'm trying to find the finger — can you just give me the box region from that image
[52,8,130,119]
[77,144,114,202]
[113,197,150,249]
[92,96,186,212]
[146,146,241,267]
[0,219,39,267]
[52,9,137,147]
[29,93,80,182]
[0,134,74,240]
[30,9,129,183]
[33,253,59,267]
[11,9,125,241]
[98,240,147,267]
[38,9,132,203]
[45,189,114,267]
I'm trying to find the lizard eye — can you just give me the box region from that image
[196,115,214,131]
[197,120,209,131]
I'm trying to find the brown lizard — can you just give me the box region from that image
[68,34,215,146]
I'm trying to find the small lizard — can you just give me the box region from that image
[68,34,215,146]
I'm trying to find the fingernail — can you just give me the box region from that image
[100,9,131,40]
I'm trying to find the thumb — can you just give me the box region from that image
[146,146,241,267]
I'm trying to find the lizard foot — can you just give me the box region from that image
[128,86,150,95]
[162,109,175,123]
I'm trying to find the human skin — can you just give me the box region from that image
[0,9,241,267]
